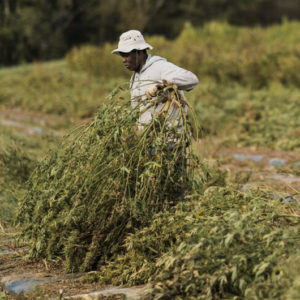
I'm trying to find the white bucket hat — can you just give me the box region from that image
[112,30,153,55]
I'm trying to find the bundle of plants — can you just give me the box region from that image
[93,187,300,299]
[17,83,212,272]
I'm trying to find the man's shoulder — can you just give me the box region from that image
[147,55,167,66]
[149,55,166,61]
[144,56,174,74]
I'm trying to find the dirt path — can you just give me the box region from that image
[0,229,146,299]
[0,109,69,136]
[214,146,300,196]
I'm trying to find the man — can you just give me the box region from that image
[112,30,199,201]
[112,29,199,128]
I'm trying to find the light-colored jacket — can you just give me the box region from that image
[130,55,199,127]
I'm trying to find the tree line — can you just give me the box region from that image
[1,0,300,66]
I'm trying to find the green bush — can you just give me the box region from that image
[66,44,130,78]
[174,21,300,88]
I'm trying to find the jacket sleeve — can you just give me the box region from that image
[159,61,199,91]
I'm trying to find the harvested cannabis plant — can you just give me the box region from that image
[94,187,300,300]
[17,83,215,272]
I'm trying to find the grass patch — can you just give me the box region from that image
[190,81,300,151]
[0,60,124,121]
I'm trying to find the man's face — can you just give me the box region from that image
[119,50,140,72]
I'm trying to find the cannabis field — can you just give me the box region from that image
[0,22,299,299]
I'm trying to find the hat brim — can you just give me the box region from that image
[112,43,153,55]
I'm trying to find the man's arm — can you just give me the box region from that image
[159,61,199,91]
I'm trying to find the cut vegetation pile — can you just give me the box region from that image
[17,83,221,272]
[94,187,300,300]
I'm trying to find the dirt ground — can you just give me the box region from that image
[0,230,104,299]
[215,146,300,195]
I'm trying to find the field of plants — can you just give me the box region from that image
[0,22,299,299]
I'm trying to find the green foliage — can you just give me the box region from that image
[0,292,8,300]
[93,187,300,299]
[190,81,300,151]
[0,60,123,120]
[0,137,33,184]
[175,21,300,88]
[17,84,219,272]
[0,127,46,225]
[66,44,131,79]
